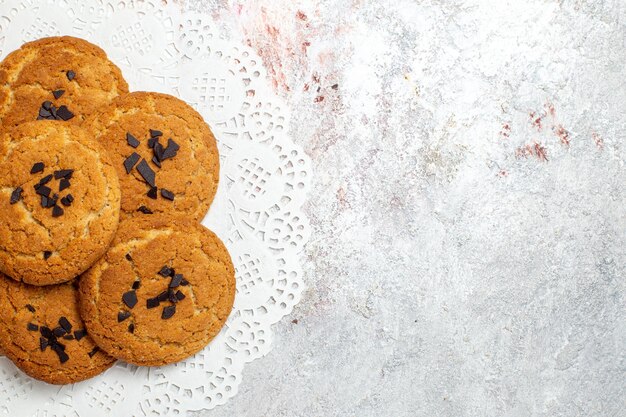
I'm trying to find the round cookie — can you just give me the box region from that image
[83,92,219,221]
[0,36,128,129]
[0,121,121,285]
[0,273,116,384]
[79,215,235,366]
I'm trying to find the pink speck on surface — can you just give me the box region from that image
[516,142,548,161]
[337,187,350,210]
[529,112,543,131]
[236,3,323,93]
[592,132,604,150]
[500,123,511,139]
[545,101,556,117]
[554,124,570,146]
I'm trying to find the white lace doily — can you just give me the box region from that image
[0,1,311,414]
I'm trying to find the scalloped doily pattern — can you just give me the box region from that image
[0,1,310,414]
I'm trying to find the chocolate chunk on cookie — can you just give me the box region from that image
[0,36,128,129]
[83,92,219,221]
[79,215,235,366]
[0,121,121,285]
[0,273,115,384]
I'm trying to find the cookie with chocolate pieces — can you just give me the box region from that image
[79,215,235,366]
[0,273,115,384]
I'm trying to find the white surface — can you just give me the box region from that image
[181,0,625,416]
[0,0,310,415]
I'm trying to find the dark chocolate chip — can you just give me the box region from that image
[180,278,189,286]
[59,178,70,192]
[63,335,74,340]
[122,290,138,309]
[53,326,66,337]
[161,139,180,160]
[31,162,45,174]
[117,311,131,322]
[161,189,175,201]
[74,329,87,341]
[52,89,65,99]
[170,274,183,288]
[137,206,153,214]
[158,266,172,277]
[168,289,178,303]
[39,107,52,117]
[150,129,163,138]
[126,132,140,148]
[54,169,73,179]
[36,185,51,197]
[43,195,54,209]
[59,317,72,333]
[153,142,165,162]
[38,174,53,186]
[175,290,186,301]
[151,156,161,168]
[40,326,53,338]
[147,186,158,199]
[132,280,141,290]
[52,205,64,217]
[332,84,339,90]
[56,105,74,121]
[128,323,135,333]
[61,195,73,206]
[57,350,69,364]
[10,187,23,204]
[40,337,48,351]
[123,152,140,174]
[162,305,176,319]
[147,137,157,148]
[26,304,35,313]
[136,159,156,187]
[125,253,133,261]
[27,323,39,331]
[146,298,160,309]
[42,101,52,111]
[157,291,169,302]
[88,347,99,358]
[66,70,76,81]
[53,341,66,352]
[43,251,52,260]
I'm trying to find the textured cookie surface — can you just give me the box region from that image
[0,273,115,384]
[0,121,121,285]
[0,36,128,128]
[79,215,235,366]
[83,91,219,221]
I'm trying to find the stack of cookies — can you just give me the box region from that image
[0,37,235,384]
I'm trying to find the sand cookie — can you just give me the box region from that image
[0,273,116,384]
[83,92,219,221]
[0,121,121,285]
[0,36,128,129]
[79,215,235,366]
